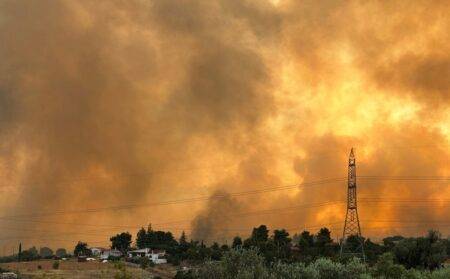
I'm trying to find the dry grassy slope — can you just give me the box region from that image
[0,259,177,278]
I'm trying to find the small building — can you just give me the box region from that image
[127,248,167,264]
[90,247,106,257]
[100,249,123,260]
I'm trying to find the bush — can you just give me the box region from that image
[113,261,132,279]
[52,261,60,269]
[168,254,181,266]
[372,253,407,279]
[182,248,450,279]
[429,267,450,279]
[310,258,346,279]
[139,257,150,269]
[271,262,318,279]
[194,248,270,279]
[108,255,121,261]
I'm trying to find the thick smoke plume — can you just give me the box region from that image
[0,0,448,249]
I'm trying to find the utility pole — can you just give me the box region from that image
[340,148,365,260]
[18,242,22,262]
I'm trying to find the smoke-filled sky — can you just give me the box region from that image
[0,0,448,251]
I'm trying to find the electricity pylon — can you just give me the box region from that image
[340,148,365,260]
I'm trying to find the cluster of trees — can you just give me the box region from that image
[174,248,450,279]
[107,225,179,255]
[104,224,448,271]
[136,225,178,251]
[0,246,68,263]
[1,224,447,274]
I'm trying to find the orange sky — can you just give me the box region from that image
[0,0,448,251]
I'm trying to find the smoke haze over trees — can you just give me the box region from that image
[0,0,448,248]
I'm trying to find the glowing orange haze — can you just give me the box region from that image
[0,0,448,250]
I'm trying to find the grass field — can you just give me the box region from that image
[0,259,177,278]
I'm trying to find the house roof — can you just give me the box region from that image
[128,248,166,254]
[90,247,106,251]
[129,248,150,253]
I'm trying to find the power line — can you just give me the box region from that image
[1,175,447,219]
[0,197,449,230]
[0,177,347,218]
[9,198,424,231]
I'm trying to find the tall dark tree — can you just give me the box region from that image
[272,229,292,260]
[18,243,22,262]
[179,231,187,245]
[110,232,132,254]
[232,236,243,248]
[251,225,269,243]
[136,227,147,249]
[74,242,91,256]
[298,231,314,249]
[315,228,332,247]
[244,225,269,247]
[315,227,334,257]
[273,229,291,246]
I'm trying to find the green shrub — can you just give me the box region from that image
[372,253,407,279]
[271,261,318,279]
[310,258,346,279]
[181,248,450,279]
[52,260,60,269]
[113,261,132,279]
[139,256,150,269]
[429,267,450,279]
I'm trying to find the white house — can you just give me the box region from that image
[90,247,106,257]
[100,249,123,260]
[127,248,167,264]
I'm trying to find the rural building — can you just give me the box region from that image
[89,247,106,257]
[127,248,167,264]
[100,249,123,260]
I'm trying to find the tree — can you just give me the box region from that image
[55,248,67,258]
[39,247,54,259]
[364,238,383,264]
[178,231,190,253]
[74,241,91,256]
[251,225,269,243]
[20,246,39,261]
[210,242,222,261]
[298,231,314,249]
[179,231,188,245]
[383,235,404,250]
[110,232,132,254]
[297,230,316,261]
[136,228,147,249]
[315,227,336,257]
[315,228,332,247]
[232,236,242,248]
[272,229,292,260]
[392,230,447,270]
[244,225,269,248]
[273,229,291,246]
[425,230,447,270]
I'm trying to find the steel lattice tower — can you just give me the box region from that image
[340,148,365,260]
